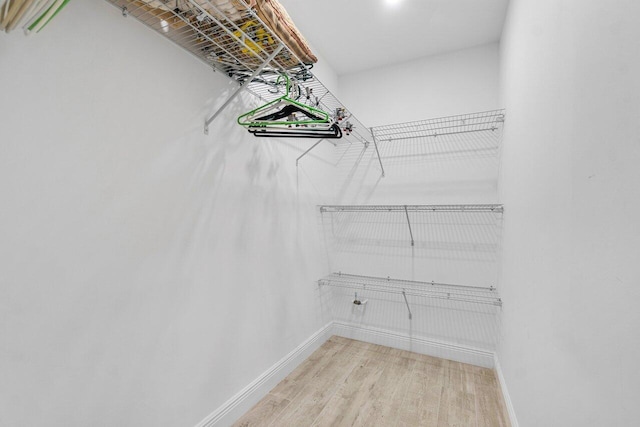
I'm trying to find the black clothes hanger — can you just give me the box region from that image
[254,104,326,122]
[249,123,343,139]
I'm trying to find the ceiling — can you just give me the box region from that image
[278,0,510,76]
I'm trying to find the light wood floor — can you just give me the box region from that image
[233,336,510,427]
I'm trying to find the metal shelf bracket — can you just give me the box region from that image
[403,205,414,246]
[296,139,325,166]
[204,44,284,135]
[402,290,412,319]
[370,128,385,177]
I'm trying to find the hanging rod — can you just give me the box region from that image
[318,273,502,307]
[319,204,504,213]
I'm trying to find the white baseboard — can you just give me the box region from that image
[332,321,495,368]
[194,322,333,427]
[494,355,519,427]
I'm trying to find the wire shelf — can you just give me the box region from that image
[372,109,506,142]
[105,0,378,162]
[366,110,505,167]
[318,273,502,307]
[108,0,309,77]
[319,204,504,214]
[319,204,503,285]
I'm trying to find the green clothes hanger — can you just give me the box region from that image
[237,74,332,128]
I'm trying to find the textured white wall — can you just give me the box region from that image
[0,2,335,426]
[339,43,501,127]
[498,0,640,425]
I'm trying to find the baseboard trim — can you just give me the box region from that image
[194,322,334,427]
[332,321,495,368]
[494,355,519,427]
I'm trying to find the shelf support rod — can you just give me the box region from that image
[402,290,412,320]
[370,128,385,177]
[204,44,284,134]
[296,139,325,166]
[404,205,414,246]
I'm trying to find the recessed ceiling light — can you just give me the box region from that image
[384,0,403,7]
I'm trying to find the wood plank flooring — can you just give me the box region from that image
[233,336,510,427]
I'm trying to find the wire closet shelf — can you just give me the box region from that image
[319,204,504,214]
[319,204,503,248]
[318,273,502,307]
[105,0,374,148]
[371,109,506,142]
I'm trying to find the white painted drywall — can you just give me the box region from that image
[0,2,336,426]
[339,43,501,127]
[498,0,640,425]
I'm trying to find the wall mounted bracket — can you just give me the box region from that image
[403,205,414,246]
[370,128,385,177]
[402,290,412,319]
[204,44,284,135]
[296,138,325,166]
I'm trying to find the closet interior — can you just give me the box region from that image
[2,1,513,426]
[5,1,637,426]
[112,0,507,403]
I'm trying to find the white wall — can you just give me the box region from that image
[0,1,336,426]
[498,0,640,425]
[339,43,501,127]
